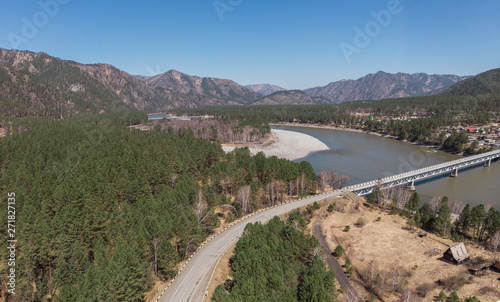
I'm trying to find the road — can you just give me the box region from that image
[159,191,342,302]
[314,212,363,302]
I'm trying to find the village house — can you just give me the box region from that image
[443,243,471,265]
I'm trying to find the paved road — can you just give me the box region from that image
[160,191,342,302]
[314,212,363,302]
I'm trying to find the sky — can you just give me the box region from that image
[1,0,500,90]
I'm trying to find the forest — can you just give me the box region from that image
[211,213,338,302]
[0,110,319,301]
[169,91,500,147]
[150,119,271,144]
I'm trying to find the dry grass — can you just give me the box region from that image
[204,245,236,302]
[321,197,500,302]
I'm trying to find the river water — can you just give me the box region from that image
[273,125,500,207]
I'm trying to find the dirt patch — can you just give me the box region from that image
[144,279,169,302]
[203,245,236,302]
[321,198,500,302]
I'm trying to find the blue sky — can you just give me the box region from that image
[1,0,499,89]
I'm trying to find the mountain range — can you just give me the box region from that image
[304,71,470,103]
[246,84,285,95]
[0,49,495,118]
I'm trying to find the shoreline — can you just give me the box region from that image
[270,122,464,157]
[221,129,330,161]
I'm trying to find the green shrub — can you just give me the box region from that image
[334,244,344,257]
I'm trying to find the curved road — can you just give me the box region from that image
[160,191,342,302]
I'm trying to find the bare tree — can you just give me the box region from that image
[491,230,500,262]
[366,261,376,286]
[153,238,161,275]
[396,188,412,210]
[193,189,208,224]
[237,186,251,215]
[392,264,404,292]
[288,180,296,198]
[221,204,238,216]
[318,170,331,191]
[429,195,442,214]
[402,288,415,302]
[266,179,284,206]
[447,199,466,216]
[335,175,350,189]
[299,173,307,195]
[318,169,350,190]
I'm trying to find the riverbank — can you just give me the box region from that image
[221,129,330,160]
[270,122,459,155]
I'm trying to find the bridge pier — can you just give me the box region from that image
[407,180,416,191]
[484,159,492,167]
[450,169,458,177]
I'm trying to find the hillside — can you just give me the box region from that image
[445,68,500,96]
[304,71,469,103]
[252,90,327,105]
[246,83,285,95]
[0,50,261,118]
[0,49,182,117]
[146,70,262,106]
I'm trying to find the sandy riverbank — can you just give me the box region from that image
[271,123,453,152]
[222,129,330,160]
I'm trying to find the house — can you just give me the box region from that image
[490,262,500,273]
[443,243,471,264]
[469,262,492,275]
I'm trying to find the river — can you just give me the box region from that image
[273,125,500,207]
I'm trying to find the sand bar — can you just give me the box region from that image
[222,129,330,160]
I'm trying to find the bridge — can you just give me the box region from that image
[344,149,500,196]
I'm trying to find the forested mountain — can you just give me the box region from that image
[304,71,469,103]
[1,49,486,118]
[0,49,181,117]
[252,90,328,105]
[143,70,263,106]
[445,68,500,96]
[0,50,261,117]
[0,111,319,301]
[246,84,285,95]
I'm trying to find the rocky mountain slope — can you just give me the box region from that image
[0,49,181,117]
[0,50,263,118]
[246,84,285,96]
[143,70,262,106]
[304,71,469,103]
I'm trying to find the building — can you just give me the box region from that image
[443,243,471,264]
[490,262,500,273]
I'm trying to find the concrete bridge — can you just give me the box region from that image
[344,149,500,196]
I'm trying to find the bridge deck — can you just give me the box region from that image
[344,149,500,196]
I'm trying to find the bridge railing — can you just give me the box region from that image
[344,149,500,195]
